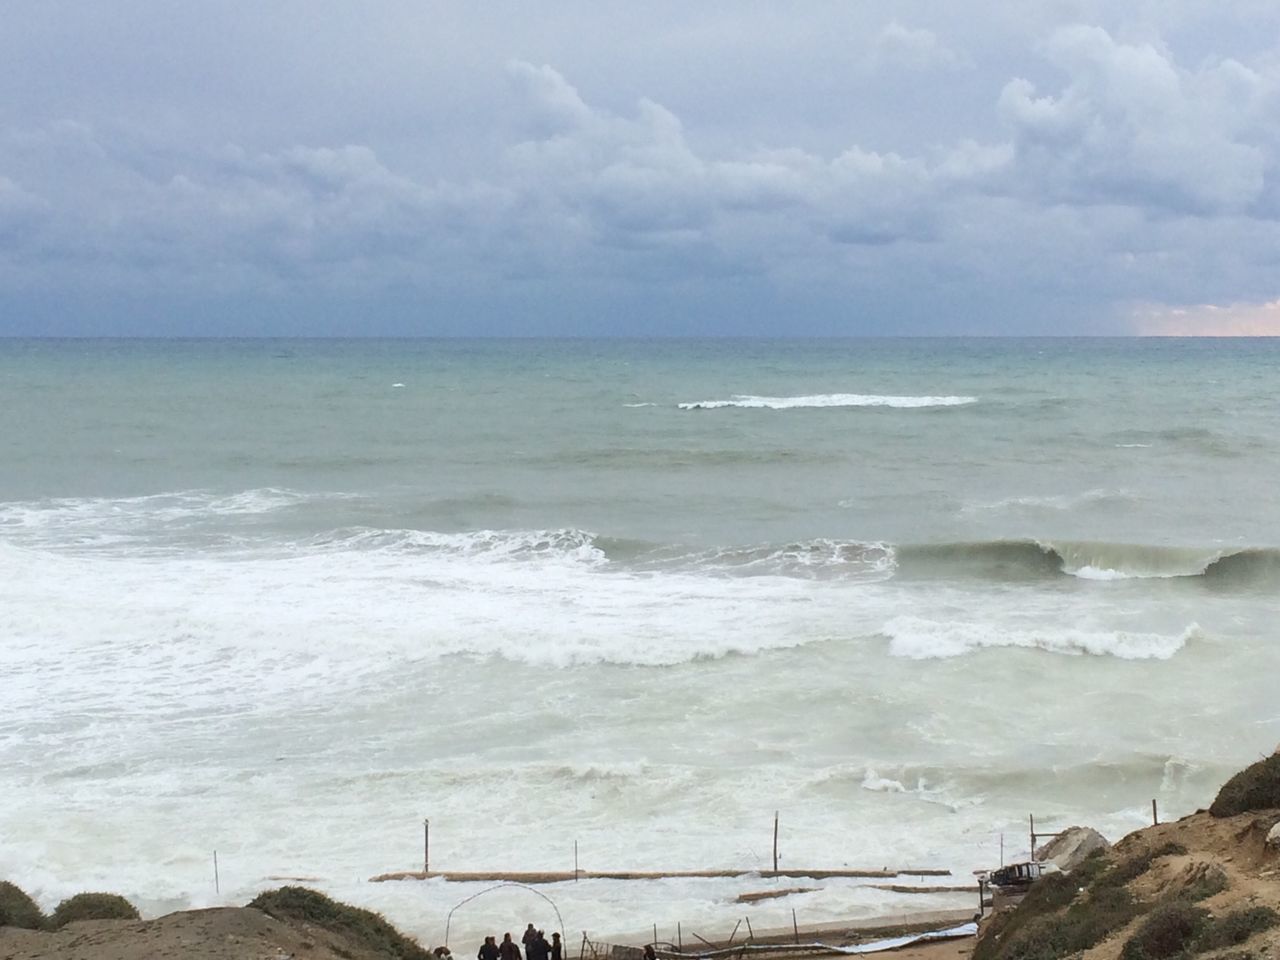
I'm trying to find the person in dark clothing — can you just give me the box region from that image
[550,932,563,960]
[522,924,537,957]
[500,933,522,960]
[529,931,550,960]
[479,937,500,960]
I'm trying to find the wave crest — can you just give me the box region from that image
[881,616,1201,660]
[896,539,1280,586]
[677,394,977,410]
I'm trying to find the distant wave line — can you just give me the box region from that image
[676,393,978,410]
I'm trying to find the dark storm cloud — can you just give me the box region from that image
[1,2,1280,334]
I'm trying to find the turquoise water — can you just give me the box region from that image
[1,337,1277,941]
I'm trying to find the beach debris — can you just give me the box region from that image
[1035,825,1111,872]
[868,883,980,894]
[648,922,978,958]
[735,887,815,903]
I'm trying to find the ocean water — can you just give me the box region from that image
[2,337,1278,945]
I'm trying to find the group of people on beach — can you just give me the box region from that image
[477,924,562,960]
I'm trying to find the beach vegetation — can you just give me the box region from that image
[1210,754,1280,817]
[249,886,432,960]
[1090,842,1187,892]
[0,881,46,929]
[50,892,140,927]
[1120,901,1209,960]
[977,884,1143,960]
[1190,907,1279,954]
[1179,864,1229,902]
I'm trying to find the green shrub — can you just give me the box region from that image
[1191,907,1280,954]
[981,885,1144,960]
[1092,843,1188,891]
[1120,901,1209,960]
[0,881,46,929]
[50,892,140,927]
[1180,865,1229,903]
[249,886,431,960]
[1209,755,1280,817]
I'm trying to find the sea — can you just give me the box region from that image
[2,337,1278,946]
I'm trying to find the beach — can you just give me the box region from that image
[3,338,1280,946]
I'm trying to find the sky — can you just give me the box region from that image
[2,1,1280,336]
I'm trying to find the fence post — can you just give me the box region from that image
[772,812,779,873]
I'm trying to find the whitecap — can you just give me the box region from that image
[880,616,1200,660]
[678,394,977,410]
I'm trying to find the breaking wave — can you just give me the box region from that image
[880,616,1201,660]
[677,393,978,410]
[894,540,1280,587]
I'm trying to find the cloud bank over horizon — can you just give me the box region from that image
[2,3,1280,335]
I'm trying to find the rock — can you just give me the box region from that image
[1035,826,1111,872]
[1266,820,1280,851]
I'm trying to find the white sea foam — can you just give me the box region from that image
[961,489,1136,515]
[880,616,1200,660]
[0,488,331,542]
[678,394,977,410]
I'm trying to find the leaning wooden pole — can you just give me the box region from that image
[772,812,779,873]
[424,819,430,874]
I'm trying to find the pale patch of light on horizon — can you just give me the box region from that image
[1131,299,1280,336]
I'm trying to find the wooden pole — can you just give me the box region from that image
[727,920,741,946]
[424,819,430,874]
[653,924,658,946]
[772,811,779,873]
[1029,814,1035,861]
[791,909,799,944]
[580,932,588,960]
[745,917,754,942]
[213,850,220,894]
[1152,799,1158,825]
[1000,832,1004,867]
[575,840,579,881]
[678,922,682,952]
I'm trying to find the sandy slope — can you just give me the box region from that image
[0,906,399,960]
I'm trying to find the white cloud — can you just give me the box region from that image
[873,22,968,70]
[997,24,1274,214]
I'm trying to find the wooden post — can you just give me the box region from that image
[727,920,741,946]
[1000,832,1004,867]
[1029,814,1035,861]
[792,908,799,944]
[745,917,754,942]
[653,924,658,946]
[213,850,220,894]
[677,922,682,952]
[580,932,588,960]
[1152,799,1158,825]
[424,819,430,874]
[772,811,779,874]
[575,840,579,881]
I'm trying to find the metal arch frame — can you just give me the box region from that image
[444,882,566,949]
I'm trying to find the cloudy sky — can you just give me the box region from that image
[3,1,1280,335]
